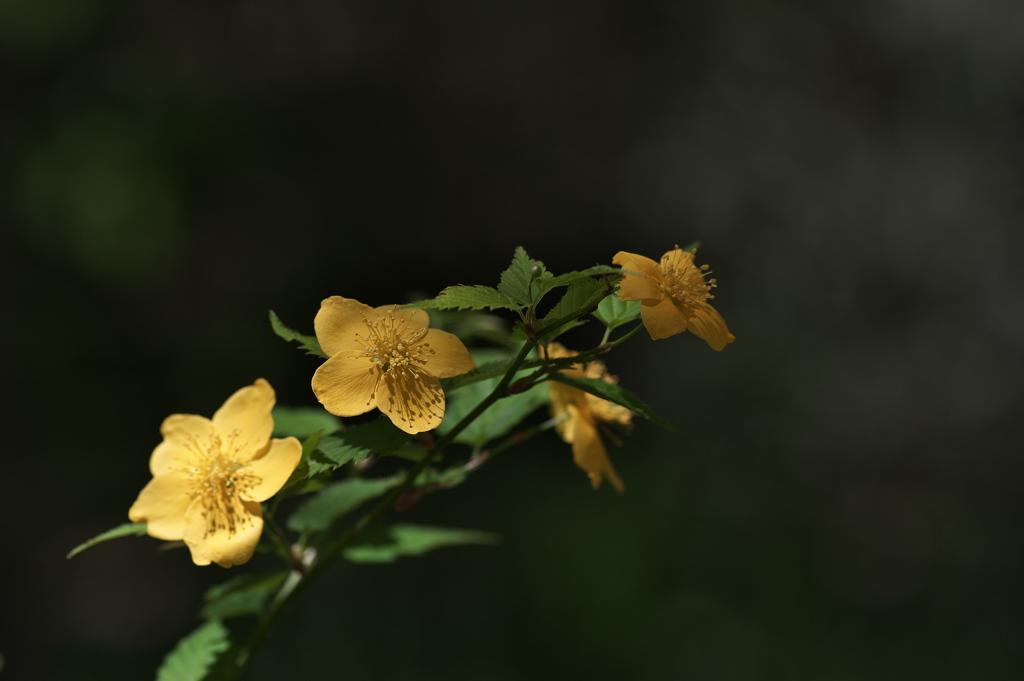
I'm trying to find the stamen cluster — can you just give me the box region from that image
[180,431,259,538]
[355,309,435,375]
[659,257,717,308]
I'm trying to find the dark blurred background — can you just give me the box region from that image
[3,1,1023,679]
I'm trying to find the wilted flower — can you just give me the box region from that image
[547,343,632,492]
[128,379,301,567]
[613,246,735,349]
[311,296,476,434]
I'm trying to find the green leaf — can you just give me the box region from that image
[271,406,342,438]
[405,285,520,312]
[438,371,549,448]
[280,432,328,495]
[344,523,499,564]
[298,432,335,477]
[317,419,410,467]
[534,277,613,341]
[278,430,325,493]
[416,462,471,489]
[67,522,148,559]
[201,572,287,620]
[268,309,326,358]
[592,296,641,330]
[155,620,230,681]
[287,475,404,534]
[549,373,673,430]
[537,265,620,295]
[497,246,550,305]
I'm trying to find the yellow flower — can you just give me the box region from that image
[613,246,735,349]
[547,343,633,492]
[128,379,301,568]
[311,297,476,434]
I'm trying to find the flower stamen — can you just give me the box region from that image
[658,253,718,308]
[177,430,262,539]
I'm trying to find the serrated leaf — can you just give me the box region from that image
[549,373,673,430]
[67,522,148,559]
[268,310,326,358]
[155,620,230,681]
[592,296,641,330]
[271,406,342,438]
[280,432,329,494]
[405,285,519,312]
[287,475,404,534]
[318,419,409,467]
[508,318,589,342]
[537,265,620,295]
[534,277,613,342]
[201,572,287,620]
[343,523,499,564]
[438,370,549,448]
[497,246,550,305]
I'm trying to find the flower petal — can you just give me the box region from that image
[421,328,476,378]
[242,437,303,502]
[613,251,663,302]
[567,404,625,493]
[683,302,735,351]
[315,296,375,358]
[211,379,275,459]
[312,353,380,417]
[376,368,445,434]
[612,251,660,278]
[639,297,688,340]
[661,247,696,272]
[128,471,193,540]
[182,498,264,568]
[549,382,583,442]
[150,414,214,475]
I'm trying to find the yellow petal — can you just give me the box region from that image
[661,247,695,271]
[150,414,214,475]
[639,297,688,340]
[376,368,445,434]
[683,302,735,351]
[312,353,379,417]
[612,251,661,278]
[421,328,476,378]
[182,498,264,568]
[613,251,663,302]
[242,437,303,502]
[211,379,275,458]
[128,471,193,540]
[549,382,583,442]
[567,404,625,493]
[315,296,375,358]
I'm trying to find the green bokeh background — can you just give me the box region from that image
[3,1,1022,679]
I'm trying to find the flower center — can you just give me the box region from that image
[658,257,717,307]
[354,308,435,375]
[183,431,259,538]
